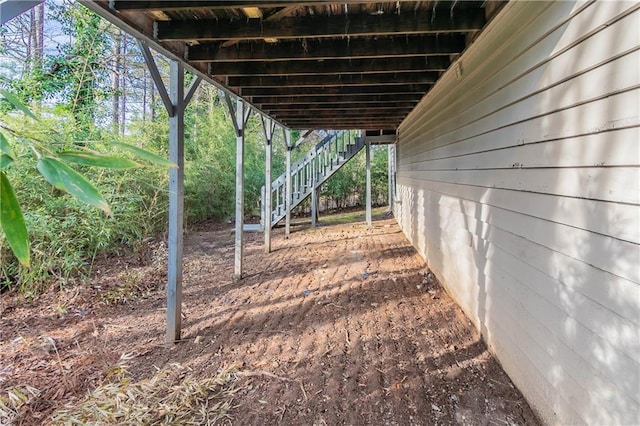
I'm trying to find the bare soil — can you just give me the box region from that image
[1,208,540,425]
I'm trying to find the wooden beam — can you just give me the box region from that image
[0,0,43,26]
[226,72,439,88]
[208,56,450,76]
[273,111,409,119]
[187,34,466,61]
[112,1,425,11]
[241,84,432,96]
[260,102,418,111]
[251,93,424,104]
[156,9,485,41]
[284,122,401,130]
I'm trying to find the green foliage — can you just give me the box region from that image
[0,172,29,267]
[0,94,170,292]
[320,145,389,210]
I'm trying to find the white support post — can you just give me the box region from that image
[365,142,372,226]
[285,129,293,238]
[262,117,275,253]
[311,185,318,227]
[139,43,201,344]
[231,97,249,280]
[166,61,185,345]
[387,143,393,211]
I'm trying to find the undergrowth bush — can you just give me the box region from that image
[0,110,169,293]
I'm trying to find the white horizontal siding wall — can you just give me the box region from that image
[394,1,640,424]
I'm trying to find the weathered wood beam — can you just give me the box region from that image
[283,121,401,130]
[187,34,465,61]
[208,57,450,76]
[241,84,432,96]
[226,72,439,87]
[283,121,401,127]
[273,111,409,119]
[251,93,424,104]
[112,1,425,12]
[157,9,485,41]
[260,102,418,111]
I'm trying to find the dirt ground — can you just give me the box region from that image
[1,208,540,425]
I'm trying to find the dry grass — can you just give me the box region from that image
[52,354,243,425]
[0,385,41,424]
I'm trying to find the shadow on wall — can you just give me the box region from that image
[395,1,639,423]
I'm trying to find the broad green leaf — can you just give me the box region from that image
[36,157,112,215]
[0,89,37,120]
[0,132,16,161]
[111,142,177,168]
[0,154,13,170]
[58,150,140,169]
[0,172,29,267]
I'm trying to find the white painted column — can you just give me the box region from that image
[311,183,318,227]
[262,117,275,253]
[166,61,184,344]
[365,142,372,226]
[139,41,201,344]
[285,129,293,238]
[387,143,393,210]
[234,98,246,279]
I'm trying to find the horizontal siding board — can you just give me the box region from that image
[399,177,640,244]
[403,127,640,171]
[402,19,640,153]
[411,187,640,333]
[485,246,640,397]
[486,319,585,424]
[401,1,639,142]
[401,0,587,137]
[487,278,640,425]
[428,229,638,423]
[399,87,640,167]
[394,2,640,422]
[402,164,640,205]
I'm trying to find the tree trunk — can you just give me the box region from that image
[120,33,127,136]
[34,3,44,70]
[112,31,122,133]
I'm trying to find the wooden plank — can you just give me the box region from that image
[285,123,399,130]
[226,71,439,87]
[241,84,431,96]
[208,56,450,76]
[251,93,424,104]
[157,9,485,41]
[187,34,466,61]
[112,1,427,11]
[272,110,411,118]
[261,101,417,110]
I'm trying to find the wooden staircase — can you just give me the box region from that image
[262,130,365,228]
